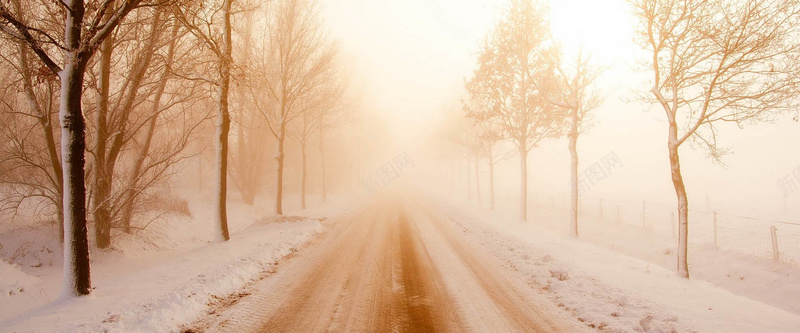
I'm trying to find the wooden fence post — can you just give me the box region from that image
[770,225,780,262]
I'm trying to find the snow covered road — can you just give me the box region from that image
[190,196,586,332]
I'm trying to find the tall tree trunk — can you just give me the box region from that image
[519,146,528,221]
[319,128,327,202]
[300,142,307,209]
[568,109,579,238]
[93,28,113,249]
[275,128,285,215]
[214,0,233,241]
[668,120,689,278]
[488,150,495,210]
[474,155,481,206]
[60,0,91,297]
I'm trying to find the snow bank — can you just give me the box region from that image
[0,259,39,299]
[525,201,800,316]
[0,219,322,332]
[433,201,800,333]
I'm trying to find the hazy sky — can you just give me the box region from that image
[320,0,643,143]
[319,0,800,220]
[321,0,501,145]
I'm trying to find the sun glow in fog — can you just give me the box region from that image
[322,0,641,149]
[321,0,503,148]
[548,0,639,67]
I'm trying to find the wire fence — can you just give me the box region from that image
[533,193,800,266]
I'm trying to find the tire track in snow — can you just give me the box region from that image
[193,196,581,332]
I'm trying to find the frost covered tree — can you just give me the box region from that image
[0,0,147,296]
[466,0,562,221]
[549,48,603,238]
[631,0,800,278]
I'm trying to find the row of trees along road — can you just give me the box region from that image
[463,0,601,226]
[0,0,349,297]
[463,0,800,279]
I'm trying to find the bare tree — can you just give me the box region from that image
[252,0,335,214]
[292,105,319,210]
[1,2,204,250]
[446,109,483,204]
[91,6,171,248]
[0,0,63,239]
[0,71,62,228]
[466,0,562,220]
[230,8,271,205]
[631,0,800,278]
[474,122,506,210]
[463,80,512,211]
[83,3,206,247]
[549,48,603,238]
[313,69,354,203]
[115,16,205,234]
[290,71,343,209]
[175,0,236,241]
[0,0,147,296]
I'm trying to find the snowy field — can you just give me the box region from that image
[0,190,340,332]
[430,197,800,332]
[520,198,800,316]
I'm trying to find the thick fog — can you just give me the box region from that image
[322,0,800,222]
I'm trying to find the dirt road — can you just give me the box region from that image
[190,197,585,332]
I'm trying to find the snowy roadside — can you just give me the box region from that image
[522,202,800,316]
[0,189,280,321]
[431,200,800,333]
[0,218,322,332]
[0,187,356,325]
